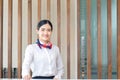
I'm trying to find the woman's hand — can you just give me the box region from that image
[53,77,59,80]
[23,75,31,80]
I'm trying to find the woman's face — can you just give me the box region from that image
[36,23,52,43]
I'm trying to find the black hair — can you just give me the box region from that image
[37,19,53,31]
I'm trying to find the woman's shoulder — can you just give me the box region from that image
[26,43,37,49]
[52,44,58,48]
[52,44,60,50]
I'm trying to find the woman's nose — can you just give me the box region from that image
[44,30,48,34]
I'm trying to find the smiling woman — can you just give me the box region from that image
[22,20,64,80]
[36,20,53,44]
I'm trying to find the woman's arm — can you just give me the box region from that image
[54,47,64,79]
[22,45,34,79]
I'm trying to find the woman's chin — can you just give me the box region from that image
[43,39,50,43]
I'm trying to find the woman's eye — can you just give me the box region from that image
[41,28,45,31]
[47,29,51,32]
[40,28,51,32]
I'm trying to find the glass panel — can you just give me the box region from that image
[80,0,117,79]
[112,0,117,78]
[80,0,87,79]
[101,0,108,79]
[91,0,98,79]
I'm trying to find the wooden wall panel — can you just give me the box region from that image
[67,0,70,79]
[57,0,61,50]
[117,0,120,78]
[0,0,3,78]
[77,0,80,79]
[28,0,32,44]
[107,0,112,78]
[8,0,12,78]
[18,0,22,78]
[47,0,50,19]
[38,0,41,21]
[97,0,102,78]
[87,0,91,78]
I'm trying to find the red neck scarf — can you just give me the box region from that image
[36,39,52,49]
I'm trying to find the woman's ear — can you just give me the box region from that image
[36,29,39,34]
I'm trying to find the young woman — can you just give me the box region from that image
[22,20,64,80]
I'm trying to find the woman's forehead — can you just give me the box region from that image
[40,24,51,28]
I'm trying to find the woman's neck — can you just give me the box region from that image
[39,39,50,44]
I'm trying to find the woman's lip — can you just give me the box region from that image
[43,36,49,39]
[43,35,49,37]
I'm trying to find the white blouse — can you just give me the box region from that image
[22,44,64,79]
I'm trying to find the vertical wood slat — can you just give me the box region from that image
[86,0,91,78]
[0,0,3,78]
[117,0,120,79]
[37,0,41,39]
[38,0,41,21]
[97,0,102,78]
[28,0,32,44]
[18,0,22,78]
[57,0,61,50]
[107,0,112,79]
[77,0,80,78]
[47,0,50,19]
[8,0,12,78]
[67,0,70,79]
